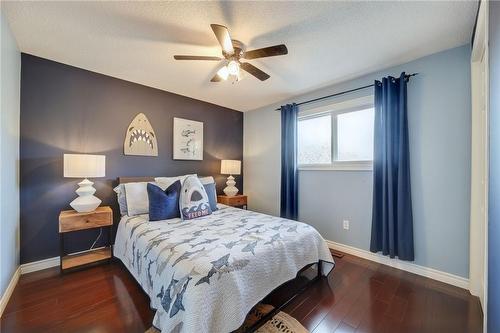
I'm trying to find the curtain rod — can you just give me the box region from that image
[274,73,418,111]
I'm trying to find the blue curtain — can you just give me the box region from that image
[370,72,414,261]
[280,103,299,220]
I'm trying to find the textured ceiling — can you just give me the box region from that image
[2,1,477,111]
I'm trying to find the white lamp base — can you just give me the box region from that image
[70,178,102,213]
[223,175,239,197]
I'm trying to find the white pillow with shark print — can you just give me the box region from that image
[180,175,212,220]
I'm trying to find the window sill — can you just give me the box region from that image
[298,161,373,171]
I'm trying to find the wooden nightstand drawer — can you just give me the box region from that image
[217,195,247,208]
[59,206,112,233]
[231,196,246,206]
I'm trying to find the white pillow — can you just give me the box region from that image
[113,184,128,216]
[199,176,215,185]
[155,174,197,189]
[124,182,151,216]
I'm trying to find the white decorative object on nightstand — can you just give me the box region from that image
[64,154,106,213]
[221,159,241,197]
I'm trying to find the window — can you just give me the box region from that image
[297,115,331,165]
[337,108,374,161]
[297,96,374,170]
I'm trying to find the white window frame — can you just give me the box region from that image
[298,95,374,171]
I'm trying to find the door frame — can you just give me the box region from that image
[470,1,489,330]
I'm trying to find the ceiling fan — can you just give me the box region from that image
[173,24,288,82]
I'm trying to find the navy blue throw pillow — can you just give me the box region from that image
[147,181,181,221]
[203,183,218,212]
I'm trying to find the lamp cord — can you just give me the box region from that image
[90,227,103,250]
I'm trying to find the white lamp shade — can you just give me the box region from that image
[220,159,241,175]
[64,154,106,178]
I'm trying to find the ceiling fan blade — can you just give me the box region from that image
[240,62,270,81]
[174,55,222,61]
[243,44,288,60]
[210,24,234,55]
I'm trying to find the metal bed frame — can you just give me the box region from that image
[245,261,325,332]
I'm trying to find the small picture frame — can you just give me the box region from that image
[173,117,203,160]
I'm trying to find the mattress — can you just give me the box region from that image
[114,204,334,333]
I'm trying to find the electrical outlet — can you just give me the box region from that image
[343,220,350,230]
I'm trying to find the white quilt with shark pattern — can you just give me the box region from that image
[114,204,334,333]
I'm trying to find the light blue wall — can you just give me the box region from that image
[0,11,21,298]
[298,172,373,251]
[488,1,500,332]
[245,45,471,278]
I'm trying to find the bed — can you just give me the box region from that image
[114,178,335,333]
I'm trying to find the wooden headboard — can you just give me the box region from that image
[118,176,155,184]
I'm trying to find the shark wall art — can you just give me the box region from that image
[124,113,158,156]
[173,117,203,160]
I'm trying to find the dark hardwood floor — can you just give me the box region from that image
[1,251,482,333]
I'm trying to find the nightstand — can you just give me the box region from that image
[217,195,247,209]
[59,206,113,273]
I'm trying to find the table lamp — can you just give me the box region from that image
[64,154,106,213]
[221,159,241,197]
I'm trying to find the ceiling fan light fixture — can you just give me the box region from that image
[227,60,240,76]
[174,24,288,83]
[217,66,229,80]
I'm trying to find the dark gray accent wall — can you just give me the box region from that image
[20,54,243,264]
[488,2,500,332]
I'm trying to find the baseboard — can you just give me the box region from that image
[16,242,469,291]
[0,267,20,318]
[19,246,109,275]
[325,240,469,290]
[20,256,60,275]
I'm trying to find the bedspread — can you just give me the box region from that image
[114,205,334,333]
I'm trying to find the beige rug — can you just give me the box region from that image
[145,303,309,333]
